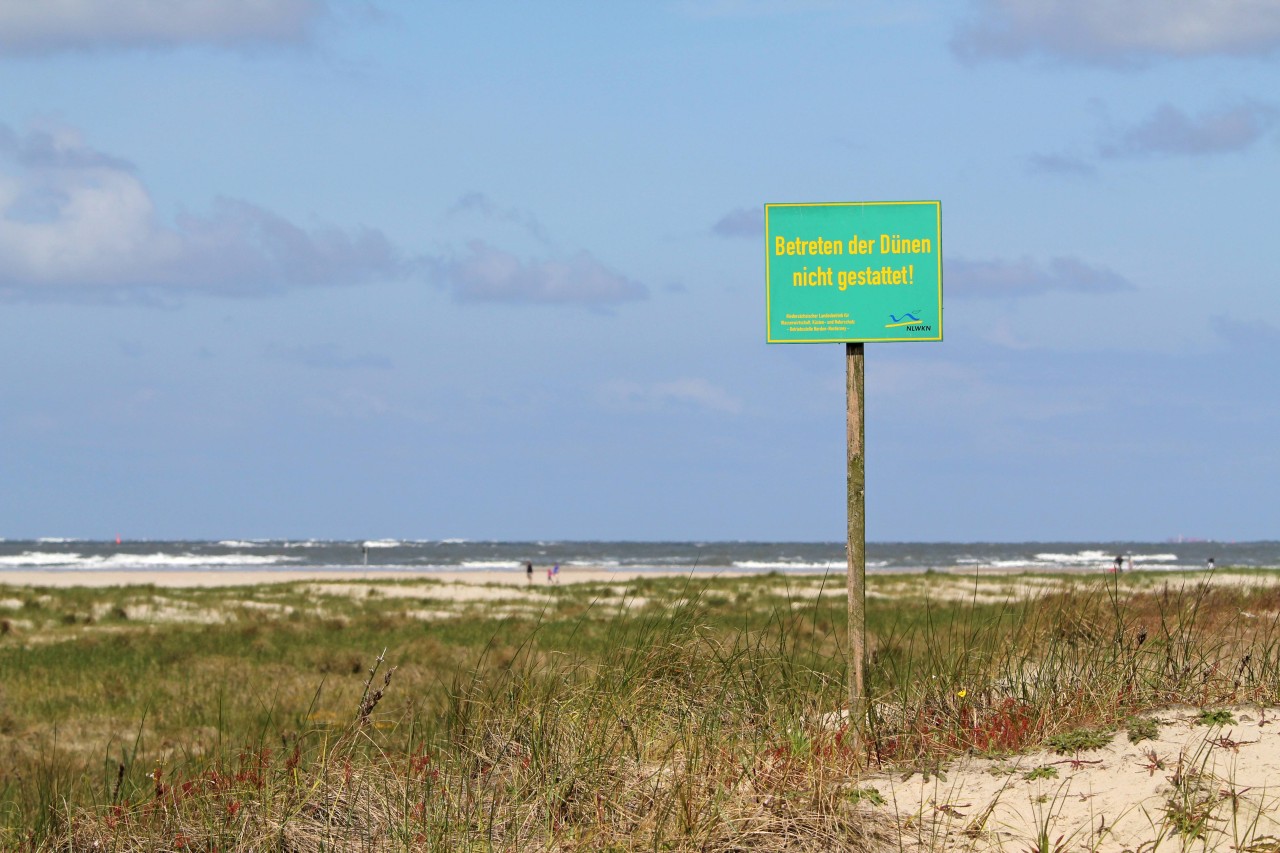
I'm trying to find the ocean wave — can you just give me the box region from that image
[0,552,297,569]
[362,540,404,549]
[0,552,83,567]
[732,560,841,571]
[1033,550,1115,565]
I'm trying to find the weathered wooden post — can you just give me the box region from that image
[765,201,942,738]
[846,341,866,719]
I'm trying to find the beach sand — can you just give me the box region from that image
[879,707,1280,851]
[0,566,756,589]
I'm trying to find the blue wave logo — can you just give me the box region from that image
[886,312,921,328]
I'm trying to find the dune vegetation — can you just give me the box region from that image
[3,569,1280,850]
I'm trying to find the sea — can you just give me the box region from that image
[1,539,1278,576]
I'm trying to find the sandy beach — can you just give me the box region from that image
[880,706,1280,851]
[0,566,762,589]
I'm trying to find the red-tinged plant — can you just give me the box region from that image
[965,698,1037,754]
[409,746,433,776]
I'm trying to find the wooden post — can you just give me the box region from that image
[845,342,866,730]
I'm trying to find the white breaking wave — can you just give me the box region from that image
[1033,551,1177,566]
[363,540,403,549]
[0,552,297,569]
[985,559,1046,569]
[732,560,841,571]
[1033,550,1114,564]
[459,560,521,569]
[0,552,82,567]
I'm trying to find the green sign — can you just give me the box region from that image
[765,201,942,343]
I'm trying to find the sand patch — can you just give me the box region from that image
[403,609,457,621]
[119,597,228,624]
[875,706,1280,852]
[304,582,550,604]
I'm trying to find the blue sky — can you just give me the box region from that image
[2,0,1278,542]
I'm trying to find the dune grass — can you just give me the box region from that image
[1,569,1279,849]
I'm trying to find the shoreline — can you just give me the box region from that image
[0,567,764,588]
[0,564,1271,589]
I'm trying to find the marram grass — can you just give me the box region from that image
[2,569,1280,850]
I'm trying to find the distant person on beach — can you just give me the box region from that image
[547,564,553,582]
[1127,556,1133,572]
[525,561,533,583]
[1207,557,1216,571]
[553,563,560,583]
[1114,554,1124,573]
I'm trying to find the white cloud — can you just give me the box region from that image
[0,124,405,300]
[599,378,743,414]
[949,255,1134,299]
[0,0,325,54]
[0,127,648,309]
[953,0,1280,64]
[1100,102,1279,157]
[429,240,647,306]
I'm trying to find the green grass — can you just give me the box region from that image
[1196,708,1238,726]
[1045,727,1114,754]
[1126,715,1163,743]
[3,569,1280,849]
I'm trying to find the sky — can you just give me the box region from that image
[1,0,1278,543]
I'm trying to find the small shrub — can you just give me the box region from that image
[1195,709,1236,726]
[1046,728,1112,754]
[1127,716,1162,744]
[848,786,886,806]
[1023,765,1059,781]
